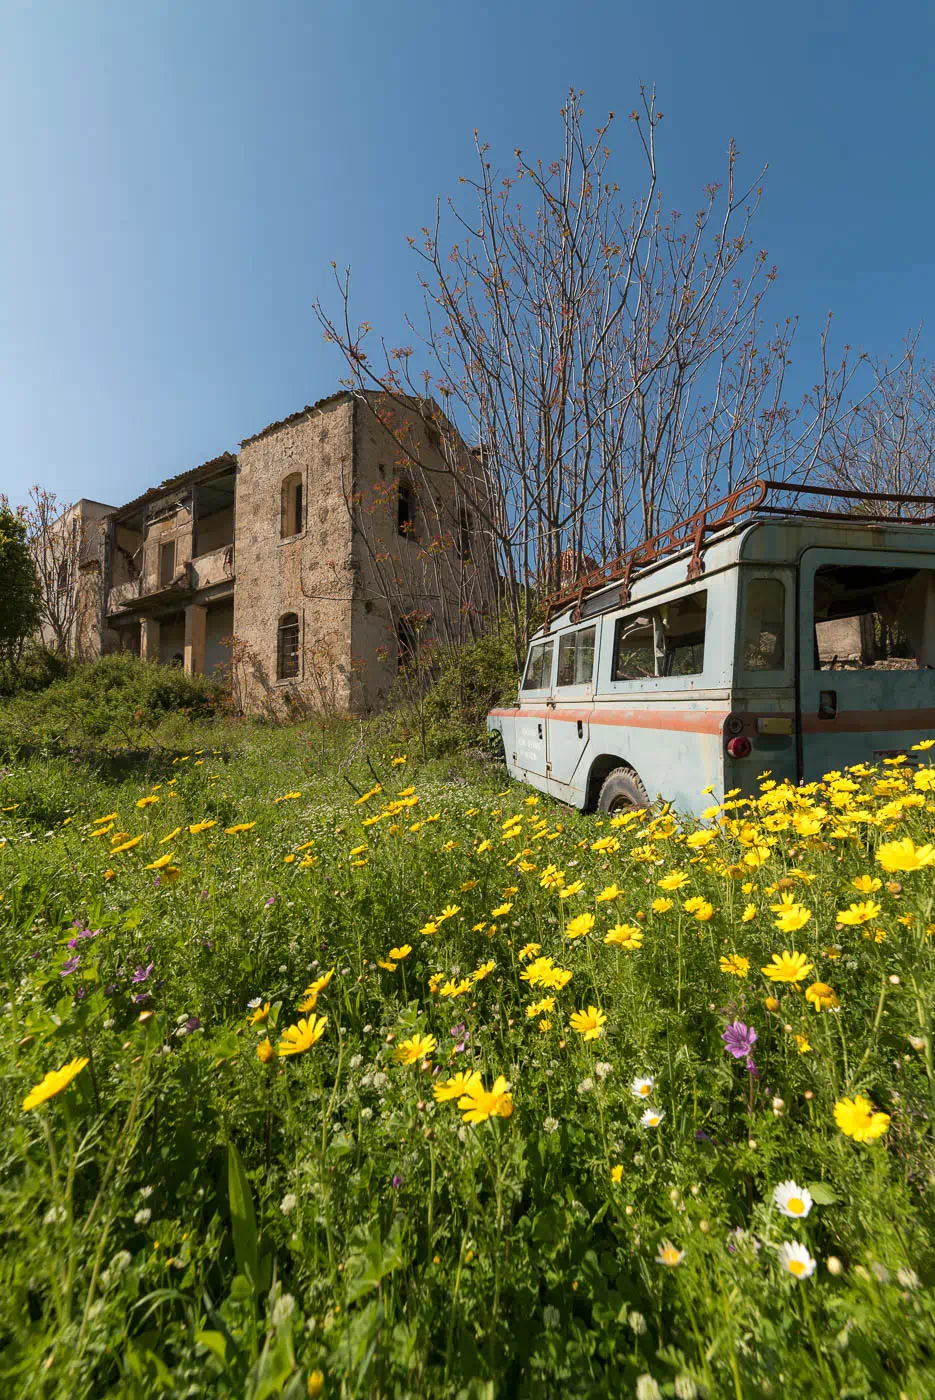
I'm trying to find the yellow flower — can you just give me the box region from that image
[377,960,398,972]
[392,1033,437,1065]
[569,1006,607,1041]
[611,1165,623,1184]
[542,967,573,990]
[558,880,585,899]
[525,996,556,1017]
[93,812,117,824]
[389,945,412,960]
[720,954,750,978]
[911,738,935,750]
[793,1033,812,1054]
[761,950,814,984]
[391,754,407,765]
[277,1015,328,1055]
[473,960,495,982]
[248,1002,270,1025]
[22,1057,89,1111]
[457,1074,513,1123]
[420,921,440,937]
[656,1242,685,1267]
[433,1070,482,1102]
[159,827,182,844]
[112,835,144,853]
[876,837,935,873]
[604,924,643,951]
[595,884,623,902]
[136,795,159,809]
[836,900,881,926]
[591,836,620,853]
[685,830,717,849]
[518,942,541,962]
[88,823,115,838]
[302,969,334,1002]
[226,823,257,835]
[283,854,296,864]
[658,871,689,891]
[144,851,176,870]
[565,912,595,940]
[189,820,217,835]
[256,1038,275,1064]
[774,904,811,933]
[490,902,513,918]
[460,879,479,892]
[833,1095,890,1142]
[690,899,714,922]
[274,791,302,802]
[439,978,472,998]
[765,996,781,1012]
[805,981,839,1012]
[741,903,757,923]
[539,866,565,890]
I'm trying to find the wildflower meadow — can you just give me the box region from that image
[1,725,934,1398]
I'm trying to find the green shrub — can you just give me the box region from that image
[414,625,520,757]
[0,654,224,753]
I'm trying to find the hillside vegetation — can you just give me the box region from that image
[0,708,934,1398]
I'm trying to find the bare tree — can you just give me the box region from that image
[22,486,88,654]
[816,333,935,511]
[315,88,860,656]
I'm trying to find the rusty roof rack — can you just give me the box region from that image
[542,477,935,631]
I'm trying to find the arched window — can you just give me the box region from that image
[280,473,304,539]
[277,613,300,680]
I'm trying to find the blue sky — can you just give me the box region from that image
[2,0,933,510]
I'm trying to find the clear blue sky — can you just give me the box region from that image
[2,0,932,510]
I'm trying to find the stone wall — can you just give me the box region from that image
[234,398,355,712]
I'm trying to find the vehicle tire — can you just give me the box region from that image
[597,766,650,814]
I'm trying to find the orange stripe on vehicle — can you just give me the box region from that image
[489,707,729,735]
[802,708,935,735]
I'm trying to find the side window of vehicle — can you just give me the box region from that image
[521,639,554,691]
[612,592,707,681]
[812,564,935,670]
[556,626,596,686]
[744,578,786,670]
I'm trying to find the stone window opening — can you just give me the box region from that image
[159,540,176,588]
[56,561,69,593]
[397,479,415,537]
[280,473,304,539]
[277,613,300,680]
[456,508,473,561]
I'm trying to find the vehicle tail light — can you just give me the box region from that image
[726,736,752,759]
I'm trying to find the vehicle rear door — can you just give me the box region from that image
[798,547,935,776]
[548,622,597,799]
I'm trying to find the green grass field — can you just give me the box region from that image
[1,722,934,1399]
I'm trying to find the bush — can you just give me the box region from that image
[0,654,224,753]
[410,626,520,757]
[0,643,73,698]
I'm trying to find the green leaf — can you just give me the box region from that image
[228,1140,259,1291]
[196,1330,229,1365]
[249,1328,296,1400]
[807,1181,841,1205]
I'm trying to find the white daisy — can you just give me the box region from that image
[655,1240,684,1267]
[772,1180,813,1220]
[777,1241,816,1281]
[631,1076,655,1099]
[641,1106,665,1128]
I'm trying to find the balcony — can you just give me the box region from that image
[106,546,234,617]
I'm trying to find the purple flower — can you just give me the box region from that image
[132,991,151,1005]
[132,962,154,984]
[722,1020,757,1072]
[176,1017,202,1037]
[392,1174,404,1189]
[450,1022,470,1053]
[75,985,87,1001]
[61,956,80,976]
[264,896,276,908]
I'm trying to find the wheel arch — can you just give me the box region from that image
[584,753,641,812]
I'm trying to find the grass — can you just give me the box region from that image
[1,719,934,1398]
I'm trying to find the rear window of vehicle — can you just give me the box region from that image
[813,565,935,670]
[612,591,707,681]
[744,578,786,671]
[521,639,554,691]
[557,626,596,686]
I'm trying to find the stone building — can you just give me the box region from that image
[70,390,495,712]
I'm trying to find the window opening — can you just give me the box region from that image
[521,639,554,691]
[277,613,300,680]
[457,508,472,560]
[280,474,304,538]
[397,480,415,536]
[56,561,69,593]
[744,579,786,671]
[159,540,176,587]
[612,591,707,680]
[396,616,417,671]
[813,565,935,670]
[557,626,596,686]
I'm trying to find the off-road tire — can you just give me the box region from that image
[597,766,651,814]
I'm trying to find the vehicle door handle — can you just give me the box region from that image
[537,723,543,740]
[546,699,556,709]
[577,720,584,739]
[818,689,837,720]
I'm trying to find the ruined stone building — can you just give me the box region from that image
[68,391,495,711]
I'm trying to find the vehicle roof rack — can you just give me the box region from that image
[542,478,935,631]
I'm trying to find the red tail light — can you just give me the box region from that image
[727,736,752,759]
